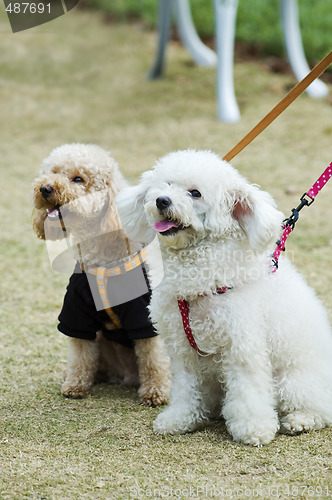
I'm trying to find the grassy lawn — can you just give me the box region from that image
[0,5,332,499]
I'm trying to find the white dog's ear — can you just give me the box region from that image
[232,185,283,250]
[116,173,155,243]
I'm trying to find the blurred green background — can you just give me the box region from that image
[82,0,332,62]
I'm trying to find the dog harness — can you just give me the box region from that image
[83,248,147,330]
[177,287,229,356]
[58,249,156,345]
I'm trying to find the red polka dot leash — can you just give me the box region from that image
[272,161,332,270]
[178,162,332,350]
[177,287,228,355]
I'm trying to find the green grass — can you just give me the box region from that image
[0,5,332,499]
[82,0,332,62]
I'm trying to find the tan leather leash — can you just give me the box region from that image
[222,50,332,273]
[223,50,332,163]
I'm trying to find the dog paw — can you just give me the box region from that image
[280,412,324,435]
[234,429,276,447]
[61,381,92,399]
[226,419,279,446]
[153,408,201,435]
[139,386,169,407]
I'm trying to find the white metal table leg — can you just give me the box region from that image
[148,0,172,79]
[280,0,328,98]
[214,0,240,122]
[174,0,217,67]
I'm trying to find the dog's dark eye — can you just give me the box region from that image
[189,189,202,198]
[72,176,85,183]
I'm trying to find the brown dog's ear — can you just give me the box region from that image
[100,156,128,236]
[32,209,69,241]
[100,188,122,235]
[32,209,46,239]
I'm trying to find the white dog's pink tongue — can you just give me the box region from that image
[154,220,178,233]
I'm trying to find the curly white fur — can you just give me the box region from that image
[116,149,332,445]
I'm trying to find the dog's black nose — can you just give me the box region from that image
[156,196,172,211]
[40,185,53,199]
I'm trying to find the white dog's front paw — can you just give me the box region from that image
[280,412,324,435]
[226,417,279,446]
[153,408,202,435]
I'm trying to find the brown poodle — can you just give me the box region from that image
[32,143,170,406]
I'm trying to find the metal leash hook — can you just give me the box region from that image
[283,192,315,230]
[272,194,314,270]
[272,161,332,271]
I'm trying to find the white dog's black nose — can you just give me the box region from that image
[40,185,53,199]
[156,196,172,211]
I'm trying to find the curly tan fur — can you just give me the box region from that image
[32,143,170,405]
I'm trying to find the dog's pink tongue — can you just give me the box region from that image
[47,206,60,218]
[154,220,178,233]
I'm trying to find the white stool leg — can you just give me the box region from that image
[214,0,240,122]
[148,0,173,79]
[280,0,328,98]
[173,0,217,67]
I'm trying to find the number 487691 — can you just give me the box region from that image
[5,3,51,14]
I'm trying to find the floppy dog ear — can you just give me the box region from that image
[232,185,283,250]
[100,188,123,235]
[116,173,156,244]
[100,158,133,236]
[32,208,46,239]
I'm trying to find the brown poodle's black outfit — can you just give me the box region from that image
[58,252,156,347]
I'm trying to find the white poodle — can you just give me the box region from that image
[116,149,332,445]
